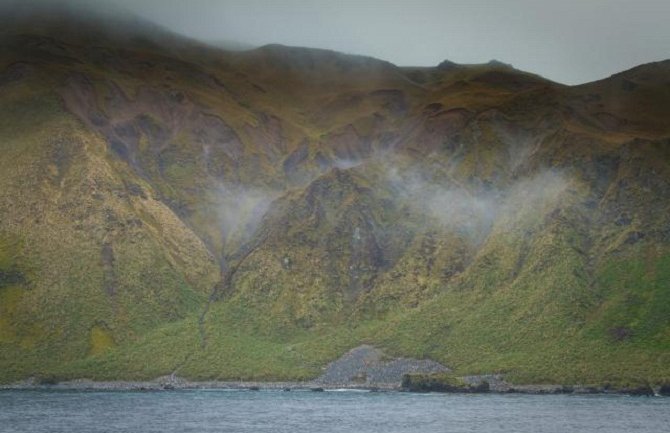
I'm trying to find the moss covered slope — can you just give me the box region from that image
[0,10,668,386]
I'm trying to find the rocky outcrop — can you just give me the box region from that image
[314,345,449,388]
[402,373,494,393]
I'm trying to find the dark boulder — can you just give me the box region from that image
[401,373,489,393]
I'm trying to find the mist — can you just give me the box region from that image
[215,146,572,250]
[215,183,276,249]
[384,160,569,242]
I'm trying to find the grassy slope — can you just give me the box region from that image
[0,64,219,382]
[43,152,670,386]
[0,18,668,386]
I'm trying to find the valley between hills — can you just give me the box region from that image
[0,9,669,389]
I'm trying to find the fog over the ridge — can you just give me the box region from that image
[0,0,601,246]
[2,0,669,85]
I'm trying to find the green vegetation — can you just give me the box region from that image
[0,14,668,387]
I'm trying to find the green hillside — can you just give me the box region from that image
[0,9,668,387]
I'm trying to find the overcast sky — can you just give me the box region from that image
[11,0,670,84]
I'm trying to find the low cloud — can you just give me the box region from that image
[384,161,569,242]
[216,183,276,247]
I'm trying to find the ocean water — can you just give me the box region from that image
[0,389,668,433]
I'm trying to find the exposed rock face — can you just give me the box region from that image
[315,345,449,387]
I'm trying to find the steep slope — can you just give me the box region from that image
[0,8,668,386]
[0,56,219,381]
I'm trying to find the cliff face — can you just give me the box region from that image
[0,10,668,385]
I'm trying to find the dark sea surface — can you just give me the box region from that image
[1,389,668,433]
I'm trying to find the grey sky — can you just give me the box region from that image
[14,0,670,84]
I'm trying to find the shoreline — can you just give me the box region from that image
[1,377,667,396]
[0,378,395,392]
